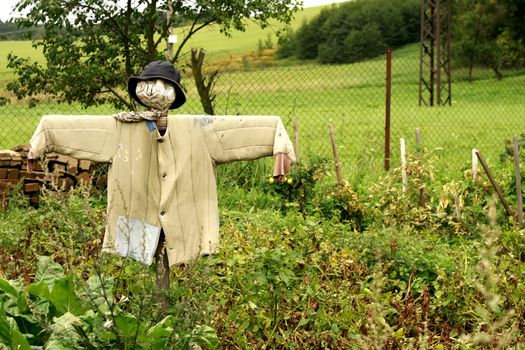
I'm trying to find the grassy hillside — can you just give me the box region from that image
[0,5,328,87]
[173,5,326,61]
[0,40,44,88]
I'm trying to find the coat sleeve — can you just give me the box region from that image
[29,115,119,162]
[199,115,296,164]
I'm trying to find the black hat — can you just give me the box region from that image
[128,61,186,109]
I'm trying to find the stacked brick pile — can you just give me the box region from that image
[0,144,101,206]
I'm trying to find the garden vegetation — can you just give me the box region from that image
[0,140,524,348]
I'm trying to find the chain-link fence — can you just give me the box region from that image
[1,45,524,183]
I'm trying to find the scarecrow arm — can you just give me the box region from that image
[29,115,118,162]
[205,116,296,171]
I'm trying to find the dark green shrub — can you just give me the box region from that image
[344,23,386,63]
[285,0,420,64]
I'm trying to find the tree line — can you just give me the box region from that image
[277,0,420,64]
[0,20,43,40]
[277,0,525,77]
[454,0,525,80]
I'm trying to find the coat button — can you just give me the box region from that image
[162,173,167,178]
[157,138,164,143]
[160,211,165,216]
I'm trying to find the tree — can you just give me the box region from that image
[7,0,301,110]
[453,0,525,80]
[280,0,420,64]
[344,23,385,63]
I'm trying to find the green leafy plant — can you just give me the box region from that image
[317,182,368,231]
[0,256,219,349]
[265,157,328,215]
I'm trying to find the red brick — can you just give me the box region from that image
[76,171,91,185]
[23,182,40,193]
[67,166,78,175]
[0,179,18,188]
[7,169,19,179]
[67,158,78,168]
[79,160,91,171]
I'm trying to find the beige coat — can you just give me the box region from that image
[30,114,296,266]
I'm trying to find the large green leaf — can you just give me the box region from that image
[114,314,141,341]
[0,279,19,298]
[0,308,12,346]
[84,275,114,313]
[0,308,31,350]
[142,315,175,348]
[27,281,51,300]
[34,256,65,291]
[48,275,87,317]
[189,325,219,349]
[0,279,29,316]
[11,328,31,350]
[45,312,83,350]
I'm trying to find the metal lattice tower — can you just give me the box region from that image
[419,0,452,106]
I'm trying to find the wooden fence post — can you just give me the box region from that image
[476,150,514,218]
[513,136,523,226]
[384,48,392,171]
[293,117,299,167]
[400,138,407,193]
[472,148,478,180]
[329,123,343,188]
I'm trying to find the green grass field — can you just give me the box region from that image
[0,3,523,184]
[172,5,324,61]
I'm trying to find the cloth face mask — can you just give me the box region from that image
[136,79,176,112]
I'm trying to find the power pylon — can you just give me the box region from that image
[419,0,452,106]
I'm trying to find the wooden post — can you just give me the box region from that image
[400,138,407,193]
[155,233,170,312]
[476,150,514,218]
[161,2,174,310]
[513,137,523,226]
[384,48,392,171]
[293,117,299,165]
[472,148,478,180]
[329,124,343,188]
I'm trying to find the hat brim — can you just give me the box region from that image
[128,75,186,110]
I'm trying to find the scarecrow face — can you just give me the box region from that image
[135,79,176,112]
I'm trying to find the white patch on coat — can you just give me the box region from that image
[115,216,161,265]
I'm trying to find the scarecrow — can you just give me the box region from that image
[29,61,295,267]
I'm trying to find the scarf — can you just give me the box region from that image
[114,79,176,123]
